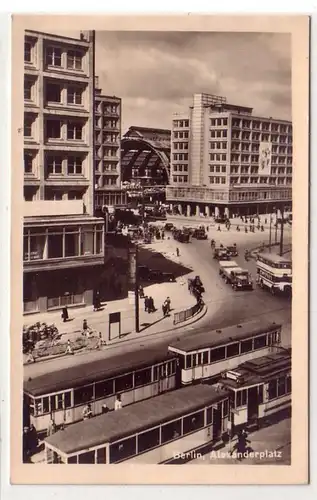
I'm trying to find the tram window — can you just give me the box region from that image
[192,354,199,367]
[268,380,277,400]
[115,373,133,393]
[202,351,209,364]
[223,399,228,417]
[64,391,71,408]
[186,355,193,369]
[277,376,286,396]
[161,419,182,443]
[209,347,225,363]
[226,342,240,358]
[95,379,114,399]
[138,427,160,453]
[183,410,204,435]
[135,368,152,387]
[42,396,49,414]
[286,375,292,394]
[236,389,247,407]
[110,436,136,463]
[50,395,56,412]
[78,451,95,464]
[177,356,185,370]
[57,393,63,410]
[241,339,253,353]
[254,335,267,350]
[206,407,213,425]
[96,447,106,464]
[68,455,77,464]
[171,360,177,374]
[35,398,42,415]
[53,452,63,464]
[27,396,34,416]
[74,385,94,406]
[258,385,264,404]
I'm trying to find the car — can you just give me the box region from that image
[226,245,239,257]
[193,229,208,240]
[164,223,174,231]
[147,270,176,283]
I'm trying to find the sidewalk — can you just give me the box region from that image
[167,213,292,231]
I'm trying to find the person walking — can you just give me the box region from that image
[165,296,171,313]
[65,339,73,355]
[176,247,180,257]
[149,296,155,313]
[115,394,122,411]
[61,306,69,322]
[144,296,149,312]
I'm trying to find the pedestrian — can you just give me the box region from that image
[139,284,144,298]
[93,292,101,311]
[115,394,122,411]
[65,339,73,355]
[83,403,93,420]
[227,224,230,231]
[61,306,69,323]
[265,218,268,225]
[236,225,240,232]
[28,424,38,454]
[162,230,165,240]
[206,226,209,232]
[245,226,248,233]
[165,296,171,313]
[149,296,155,312]
[217,225,221,231]
[162,302,168,316]
[144,296,149,312]
[82,319,89,336]
[176,247,180,257]
[101,403,109,414]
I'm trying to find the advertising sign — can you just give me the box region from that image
[259,141,272,176]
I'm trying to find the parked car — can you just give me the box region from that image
[147,270,176,283]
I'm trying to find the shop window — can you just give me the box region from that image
[96,447,106,464]
[137,427,160,453]
[209,347,225,363]
[161,419,182,443]
[110,437,136,463]
[115,373,133,393]
[254,335,267,350]
[81,228,94,255]
[73,385,94,406]
[78,451,95,464]
[95,379,114,399]
[226,342,240,358]
[268,380,277,400]
[134,368,152,387]
[241,339,253,353]
[183,410,204,435]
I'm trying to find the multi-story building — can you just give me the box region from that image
[23,30,105,314]
[167,93,292,218]
[94,80,127,210]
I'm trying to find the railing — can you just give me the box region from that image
[173,300,204,325]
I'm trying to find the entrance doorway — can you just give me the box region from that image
[212,406,222,441]
[247,386,259,423]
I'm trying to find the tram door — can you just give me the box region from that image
[212,405,222,441]
[247,386,259,423]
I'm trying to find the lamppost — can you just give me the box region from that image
[274,206,278,244]
[269,214,272,253]
[279,204,284,257]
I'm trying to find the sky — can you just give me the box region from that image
[45,30,292,134]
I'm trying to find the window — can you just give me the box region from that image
[67,156,83,175]
[115,373,133,393]
[110,437,136,463]
[24,79,33,100]
[67,50,83,70]
[206,407,213,425]
[78,451,95,464]
[241,339,253,353]
[223,399,228,417]
[47,231,63,258]
[24,152,33,174]
[46,119,61,139]
[138,428,160,453]
[47,155,62,175]
[24,41,32,62]
[226,342,240,358]
[161,419,182,443]
[73,385,94,406]
[254,335,267,350]
[277,376,286,396]
[46,46,62,67]
[67,122,83,140]
[24,115,33,137]
[135,368,152,387]
[67,86,83,105]
[286,375,292,393]
[95,379,114,399]
[183,410,204,435]
[202,351,209,364]
[236,389,247,407]
[42,397,49,414]
[209,347,225,363]
[46,82,61,103]
[268,380,277,400]
[64,392,71,408]
[64,231,80,257]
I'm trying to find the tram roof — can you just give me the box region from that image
[168,319,282,354]
[24,344,174,396]
[45,384,227,454]
[220,349,291,389]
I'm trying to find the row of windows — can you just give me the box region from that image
[268,375,292,400]
[257,269,292,284]
[172,176,188,183]
[173,142,189,150]
[173,120,189,128]
[230,167,292,175]
[24,153,86,176]
[230,177,292,186]
[257,256,292,270]
[231,132,292,144]
[173,153,188,161]
[210,141,227,150]
[95,175,118,187]
[232,119,292,134]
[173,164,188,172]
[95,104,119,115]
[29,361,177,416]
[210,129,228,138]
[25,41,84,71]
[24,188,85,203]
[210,165,226,173]
[231,154,292,165]
[24,116,87,141]
[181,331,281,369]
[210,118,228,127]
[228,190,291,202]
[61,400,228,464]
[173,131,189,139]
[231,143,292,155]
[96,133,119,144]
[209,154,227,162]
[209,177,226,185]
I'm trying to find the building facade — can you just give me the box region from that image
[167,93,292,217]
[94,80,127,210]
[23,30,105,314]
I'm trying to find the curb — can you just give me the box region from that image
[23,304,208,366]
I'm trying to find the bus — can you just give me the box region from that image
[219,348,291,434]
[44,384,230,464]
[256,252,292,295]
[23,345,178,435]
[168,319,282,385]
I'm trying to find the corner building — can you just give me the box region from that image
[23,30,105,315]
[166,93,292,218]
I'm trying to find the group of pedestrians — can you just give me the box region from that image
[144,295,156,313]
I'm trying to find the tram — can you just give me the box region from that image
[168,319,282,385]
[218,348,291,433]
[44,384,230,464]
[23,345,179,435]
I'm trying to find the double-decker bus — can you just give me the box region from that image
[256,252,292,296]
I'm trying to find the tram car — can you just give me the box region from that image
[23,345,179,435]
[168,319,282,386]
[44,384,230,465]
[218,348,291,434]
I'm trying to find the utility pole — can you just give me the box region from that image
[134,244,140,333]
[279,204,284,256]
[274,207,278,244]
[269,215,272,253]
